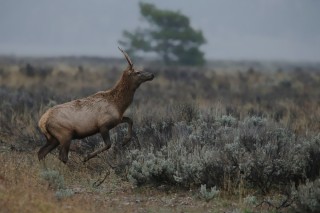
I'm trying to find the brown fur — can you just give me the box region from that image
[38,48,154,163]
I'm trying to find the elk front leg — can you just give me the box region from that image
[121,116,133,147]
[83,126,111,162]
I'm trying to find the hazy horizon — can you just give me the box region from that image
[1,0,319,62]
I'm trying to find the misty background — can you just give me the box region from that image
[0,0,319,62]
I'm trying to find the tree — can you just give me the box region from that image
[119,2,206,66]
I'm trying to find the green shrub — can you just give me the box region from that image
[40,169,65,190]
[127,148,175,186]
[199,184,219,202]
[243,195,257,206]
[295,178,320,213]
[40,169,74,200]
[217,115,237,127]
[55,189,75,200]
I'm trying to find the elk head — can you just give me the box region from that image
[118,47,154,90]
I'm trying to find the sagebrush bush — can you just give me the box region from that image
[124,111,320,195]
[40,169,75,200]
[295,178,320,213]
[305,134,320,180]
[55,189,75,200]
[199,184,219,202]
[243,195,257,206]
[40,169,65,190]
[127,148,176,186]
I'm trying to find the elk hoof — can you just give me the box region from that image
[83,154,89,163]
[59,152,68,164]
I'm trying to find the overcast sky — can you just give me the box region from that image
[0,0,319,61]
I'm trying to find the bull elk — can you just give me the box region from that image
[38,48,154,163]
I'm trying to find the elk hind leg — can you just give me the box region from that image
[58,138,72,164]
[38,137,59,161]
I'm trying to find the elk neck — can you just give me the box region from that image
[109,75,136,115]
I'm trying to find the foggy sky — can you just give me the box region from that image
[0,0,319,61]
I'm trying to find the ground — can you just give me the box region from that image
[0,151,281,213]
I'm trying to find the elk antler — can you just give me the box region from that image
[118,47,133,69]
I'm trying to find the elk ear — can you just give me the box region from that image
[118,47,133,70]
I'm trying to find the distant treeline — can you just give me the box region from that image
[0,56,319,72]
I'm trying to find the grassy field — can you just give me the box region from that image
[0,152,252,213]
[0,57,320,212]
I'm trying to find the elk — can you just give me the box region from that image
[38,48,154,164]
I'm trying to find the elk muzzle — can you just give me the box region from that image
[140,72,154,82]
